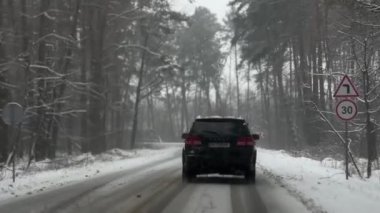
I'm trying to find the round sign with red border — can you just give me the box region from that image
[336,99,357,121]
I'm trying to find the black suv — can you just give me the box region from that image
[182,117,260,182]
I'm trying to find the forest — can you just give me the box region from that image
[0,0,379,177]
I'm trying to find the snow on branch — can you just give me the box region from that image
[141,76,163,92]
[34,33,76,45]
[140,79,165,100]
[115,44,162,57]
[25,100,67,112]
[65,81,105,99]
[352,20,380,28]
[46,109,87,117]
[337,30,365,46]
[0,81,18,89]
[21,11,56,20]
[366,82,380,96]
[318,110,336,116]
[30,64,64,77]
[368,105,380,114]
[107,8,139,22]
[32,76,64,82]
[355,0,380,13]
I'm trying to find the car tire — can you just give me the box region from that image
[182,162,196,182]
[245,168,256,183]
[182,169,195,182]
[251,168,256,183]
[245,157,256,183]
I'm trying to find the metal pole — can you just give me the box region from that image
[11,126,17,183]
[345,121,349,180]
[12,151,16,183]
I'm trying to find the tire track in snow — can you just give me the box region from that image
[257,163,327,213]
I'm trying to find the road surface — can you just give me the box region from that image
[0,152,310,213]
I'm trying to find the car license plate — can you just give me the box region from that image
[209,143,230,148]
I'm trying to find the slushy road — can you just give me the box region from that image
[0,151,309,213]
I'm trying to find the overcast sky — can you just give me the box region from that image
[171,0,230,23]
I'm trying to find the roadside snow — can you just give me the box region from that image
[0,144,181,202]
[257,148,380,213]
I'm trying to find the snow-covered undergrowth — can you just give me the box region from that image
[0,144,181,202]
[258,148,380,213]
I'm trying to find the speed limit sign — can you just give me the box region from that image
[336,99,357,121]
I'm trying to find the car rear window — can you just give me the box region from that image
[189,119,250,137]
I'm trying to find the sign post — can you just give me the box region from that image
[345,122,348,180]
[333,75,359,180]
[1,102,24,182]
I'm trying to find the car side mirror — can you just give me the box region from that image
[252,134,260,140]
[182,133,189,139]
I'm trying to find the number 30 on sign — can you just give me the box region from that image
[336,99,358,121]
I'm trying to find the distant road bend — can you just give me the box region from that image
[0,150,310,213]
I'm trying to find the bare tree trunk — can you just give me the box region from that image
[87,0,108,154]
[264,63,272,147]
[213,79,222,116]
[234,45,241,115]
[299,33,317,146]
[194,84,202,116]
[180,78,189,132]
[130,35,149,149]
[165,83,175,139]
[35,0,50,161]
[118,75,131,149]
[80,0,90,153]
[271,56,280,148]
[246,63,251,122]
[324,38,333,110]
[205,80,212,114]
[0,0,10,163]
[0,122,8,163]
[289,46,294,99]
[147,93,155,130]
[360,40,377,178]
[322,3,333,110]
[314,0,326,111]
[48,0,81,159]
[228,55,233,113]
[312,45,319,105]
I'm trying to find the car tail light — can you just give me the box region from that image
[237,136,255,146]
[185,135,202,146]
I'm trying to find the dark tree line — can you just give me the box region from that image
[0,0,181,161]
[229,0,380,177]
[0,1,226,167]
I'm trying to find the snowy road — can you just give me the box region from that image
[0,152,309,213]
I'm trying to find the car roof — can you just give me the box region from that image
[195,116,246,122]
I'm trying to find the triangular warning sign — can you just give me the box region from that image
[333,75,359,98]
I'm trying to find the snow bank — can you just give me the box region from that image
[257,148,380,213]
[0,145,181,202]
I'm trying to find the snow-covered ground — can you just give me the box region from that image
[0,144,181,201]
[257,148,380,213]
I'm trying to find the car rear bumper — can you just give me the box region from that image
[183,148,256,175]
